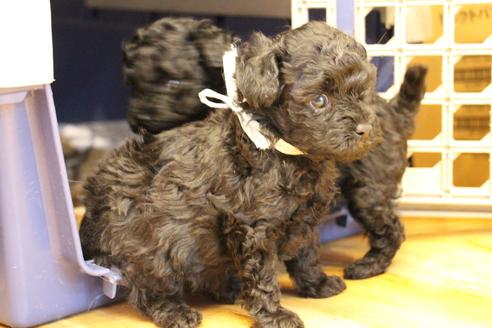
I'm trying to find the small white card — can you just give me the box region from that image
[0,0,54,88]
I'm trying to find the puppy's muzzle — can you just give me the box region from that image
[355,123,372,137]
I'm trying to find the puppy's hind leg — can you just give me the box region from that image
[224,220,304,328]
[342,182,404,280]
[128,282,202,328]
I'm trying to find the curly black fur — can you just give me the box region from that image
[80,21,426,328]
[122,17,235,133]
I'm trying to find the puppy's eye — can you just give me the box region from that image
[310,94,330,111]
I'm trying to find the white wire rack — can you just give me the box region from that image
[292,0,492,216]
[291,0,338,27]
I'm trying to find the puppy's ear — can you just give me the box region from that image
[236,32,280,109]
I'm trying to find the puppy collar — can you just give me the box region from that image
[199,46,305,156]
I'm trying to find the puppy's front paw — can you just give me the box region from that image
[254,307,304,328]
[344,257,387,280]
[154,304,202,328]
[298,275,346,298]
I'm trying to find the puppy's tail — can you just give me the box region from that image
[390,65,427,138]
[122,17,235,134]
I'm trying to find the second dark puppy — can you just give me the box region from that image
[122,17,235,133]
[81,22,382,327]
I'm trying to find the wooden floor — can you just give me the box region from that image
[34,217,492,327]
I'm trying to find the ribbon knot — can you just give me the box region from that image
[198,45,305,156]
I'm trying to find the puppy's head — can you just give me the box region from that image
[123,17,235,133]
[236,22,382,162]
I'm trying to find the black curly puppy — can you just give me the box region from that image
[122,18,428,281]
[80,22,385,328]
[339,65,426,279]
[122,17,235,133]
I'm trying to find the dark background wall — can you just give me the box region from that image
[51,0,290,123]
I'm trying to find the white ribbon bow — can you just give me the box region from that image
[198,46,305,155]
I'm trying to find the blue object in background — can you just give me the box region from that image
[372,56,395,92]
[336,0,354,36]
[365,8,395,92]
[319,203,363,243]
[0,86,123,328]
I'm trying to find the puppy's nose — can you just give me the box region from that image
[355,123,371,136]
